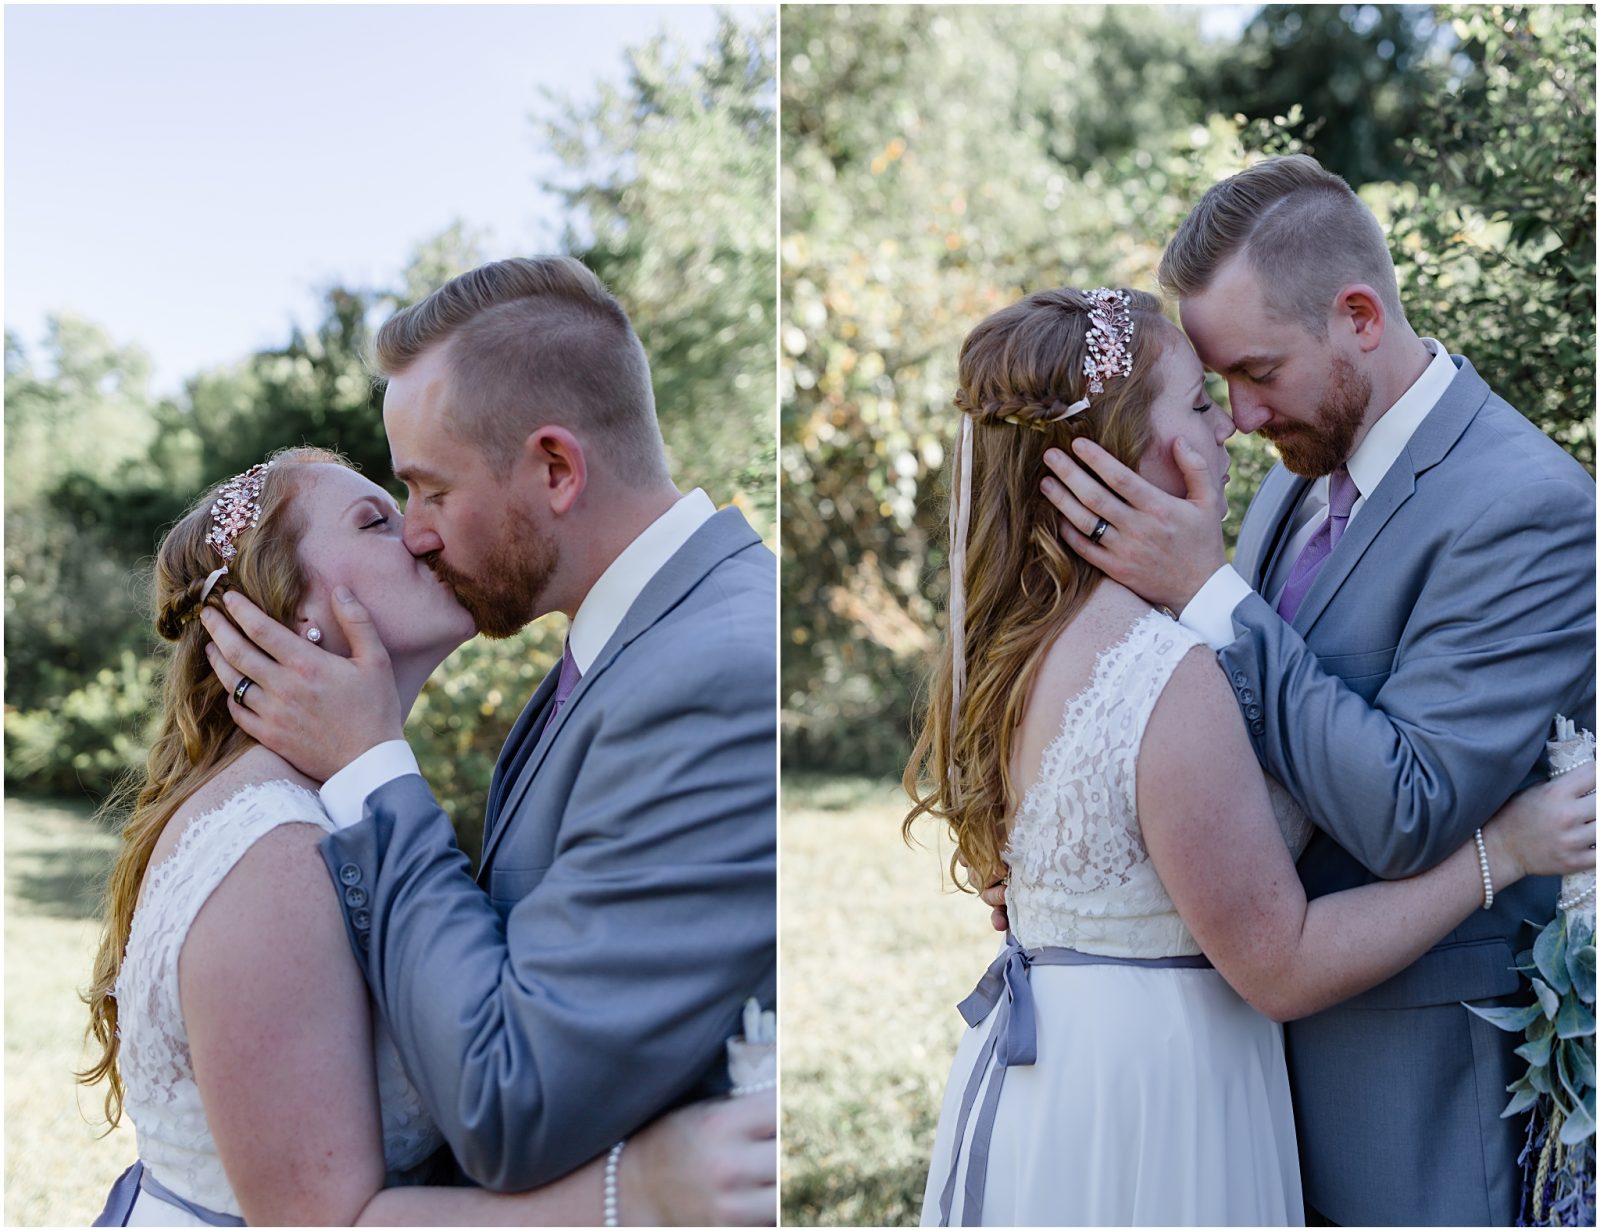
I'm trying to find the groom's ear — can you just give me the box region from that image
[522,426,587,516]
[1333,284,1386,353]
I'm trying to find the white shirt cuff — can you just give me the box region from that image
[1177,565,1255,651]
[318,740,420,830]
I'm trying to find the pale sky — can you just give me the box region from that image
[6,4,756,396]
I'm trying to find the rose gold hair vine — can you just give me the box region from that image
[204,462,270,561]
[1081,287,1134,399]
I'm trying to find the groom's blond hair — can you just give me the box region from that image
[1159,154,1404,336]
[374,256,669,484]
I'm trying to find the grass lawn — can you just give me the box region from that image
[5,793,137,1225]
[781,774,1002,1226]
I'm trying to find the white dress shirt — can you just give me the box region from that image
[320,488,717,829]
[1180,339,1458,650]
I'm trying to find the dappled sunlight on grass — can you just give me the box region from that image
[5,794,136,1225]
[781,775,1002,1225]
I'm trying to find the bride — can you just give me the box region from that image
[904,288,1594,1226]
[81,447,774,1225]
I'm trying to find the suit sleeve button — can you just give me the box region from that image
[1251,720,1266,736]
[344,886,368,909]
[339,863,362,886]
[352,909,372,931]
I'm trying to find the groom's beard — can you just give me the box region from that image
[426,504,558,640]
[1262,353,1371,478]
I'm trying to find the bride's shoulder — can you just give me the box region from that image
[155,750,328,863]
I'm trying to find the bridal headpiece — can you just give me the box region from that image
[205,462,270,561]
[178,460,272,625]
[946,288,1135,769]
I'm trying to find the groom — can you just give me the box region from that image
[1037,156,1595,1225]
[203,257,776,1200]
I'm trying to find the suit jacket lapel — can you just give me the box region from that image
[1292,354,1489,636]
[478,667,561,881]
[477,507,762,874]
[1237,465,1309,591]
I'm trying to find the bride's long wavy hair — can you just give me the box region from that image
[78,446,345,1127]
[903,288,1172,890]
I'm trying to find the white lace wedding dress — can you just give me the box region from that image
[921,610,1313,1227]
[113,779,443,1225]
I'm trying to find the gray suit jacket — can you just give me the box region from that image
[1220,355,1595,1225]
[320,507,777,1191]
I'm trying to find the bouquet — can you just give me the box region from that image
[1467,716,1595,1226]
[727,997,776,1096]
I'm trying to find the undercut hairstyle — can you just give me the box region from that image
[373,256,669,484]
[1158,154,1404,336]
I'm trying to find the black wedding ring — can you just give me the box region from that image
[1089,517,1110,545]
[233,677,255,705]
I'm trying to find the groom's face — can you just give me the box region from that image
[1179,254,1370,478]
[382,345,560,639]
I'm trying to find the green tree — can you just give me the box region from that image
[4,319,163,718]
[1208,4,1461,186]
[541,12,777,538]
[780,4,1243,776]
[1383,3,1595,470]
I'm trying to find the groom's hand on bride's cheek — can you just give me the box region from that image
[200,588,403,781]
[1041,439,1224,613]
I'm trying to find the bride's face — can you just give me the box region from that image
[1137,330,1235,504]
[289,464,477,664]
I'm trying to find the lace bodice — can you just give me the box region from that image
[115,779,442,1215]
[1004,610,1313,957]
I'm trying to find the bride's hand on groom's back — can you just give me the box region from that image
[623,1088,777,1225]
[1487,761,1596,881]
[201,587,403,781]
[956,853,1011,933]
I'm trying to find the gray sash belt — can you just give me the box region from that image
[936,933,1214,1226]
[94,1160,246,1226]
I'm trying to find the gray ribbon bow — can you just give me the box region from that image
[936,934,1213,1225]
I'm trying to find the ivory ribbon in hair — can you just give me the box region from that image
[198,565,229,605]
[948,415,975,766]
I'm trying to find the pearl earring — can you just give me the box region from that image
[306,627,323,643]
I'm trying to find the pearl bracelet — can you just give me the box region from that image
[603,1139,626,1227]
[1474,828,1494,910]
[731,1077,778,1097]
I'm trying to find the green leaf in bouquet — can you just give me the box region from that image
[1514,945,1538,976]
[1530,1060,1555,1095]
[1570,940,1597,1006]
[1534,914,1573,995]
[1556,994,1597,1040]
[1557,1096,1595,1147]
[1517,1031,1556,1067]
[1533,978,1562,1020]
[1558,1037,1585,1106]
[1465,1000,1544,1032]
[1529,1012,1556,1044]
[1568,1036,1597,1090]
[1501,1075,1540,1118]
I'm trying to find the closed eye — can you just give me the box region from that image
[1192,401,1213,414]
[361,515,390,530]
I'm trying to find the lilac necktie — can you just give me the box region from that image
[541,641,581,738]
[1276,466,1358,623]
